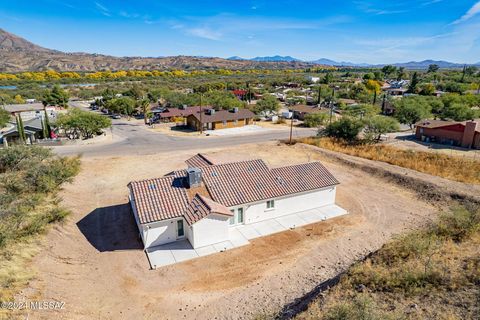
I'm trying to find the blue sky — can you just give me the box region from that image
[1,0,479,64]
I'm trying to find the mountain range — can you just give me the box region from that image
[0,28,478,72]
[230,56,480,69]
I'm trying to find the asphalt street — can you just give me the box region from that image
[53,106,317,157]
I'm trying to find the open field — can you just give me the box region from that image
[11,142,442,320]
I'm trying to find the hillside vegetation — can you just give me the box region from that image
[0,146,80,307]
[296,205,480,320]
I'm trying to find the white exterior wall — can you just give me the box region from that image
[241,187,336,224]
[190,214,230,248]
[144,219,182,248]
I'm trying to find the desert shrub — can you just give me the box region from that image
[0,145,80,302]
[324,296,393,320]
[433,206,480,242]
[304,112,328,127]
[323,117,363,142]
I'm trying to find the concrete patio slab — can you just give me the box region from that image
[145,247,176,269]
[146,204,348,269]
[296,210,324,224]
[229,228,251,247]
[194,245,218,257]
[236,224,262,239]
[252,219,286,236]
[276,214,308,229]
[171,248,199,262]
[213,240,235,252]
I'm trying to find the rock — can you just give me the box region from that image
[355,284,367,292]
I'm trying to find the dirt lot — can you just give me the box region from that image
[16,142,438,320]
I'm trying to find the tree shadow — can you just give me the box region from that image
[76,203,143,252]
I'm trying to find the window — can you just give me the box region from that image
[223,120,227,125]
[229,209,235,225]
[266,200,275,209]
[237,208,244,223]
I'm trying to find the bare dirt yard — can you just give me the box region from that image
[15,142,439,320]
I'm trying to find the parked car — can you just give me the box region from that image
[111,114,121,119]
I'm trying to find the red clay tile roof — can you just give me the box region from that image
[129,176,189,224]
[185,153,215,168]
[289,105,324,114]
[129,159,339,224]
[201,160,339,207]
[188,108,255,123]
[184,194,233,226]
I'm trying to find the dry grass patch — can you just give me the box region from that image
[295,206,480,320]
[299,137,480,184]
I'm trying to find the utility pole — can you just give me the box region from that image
[199,93,203,134]
[289,114,294,145]
[381,94,386,114]
[317,85,322,106]
[329,87,336,124]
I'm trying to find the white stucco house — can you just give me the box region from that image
[128,153,342,251]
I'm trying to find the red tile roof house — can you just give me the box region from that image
[415,119,480,149]
[128,154,342,256]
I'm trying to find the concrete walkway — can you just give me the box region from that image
[204,125,271,136]
[145,204,347,269]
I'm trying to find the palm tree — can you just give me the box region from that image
[139,99,151,125]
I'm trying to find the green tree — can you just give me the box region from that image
[56,108,111,140]
[427,64,439,73]
[42,85,69,107]
[0,109,10,128]
[105,97,136,116]
[43,109,51,139]
[138,98,151,124]
[381,65,397,78]
[16,115,26,143]
[322,72,333,84]
[304,113,328,128]
[363,115,400,142]
[324,117,363,142]
[254,95,279,115]
[419,83,436,96]
[396,67,407,81]
[394,97,432,129]
[408,72,420,93]
[441,103,475,121]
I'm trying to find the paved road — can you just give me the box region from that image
[53,116,317,157]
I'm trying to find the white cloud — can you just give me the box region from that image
[186,27,223,41]
[453,1,480,24]
[94,2,111,17]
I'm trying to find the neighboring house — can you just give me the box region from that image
[0,116,46,146]
[383,88,408,96]
[232,89,247,100]
[186,108,255,131]
[128,155,340,250]
[288,105,325,120]
[156,106,199,123]
[4,103,57,121]
[415,119,480,149]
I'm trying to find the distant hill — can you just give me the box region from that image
[250,55,301,62]
[0,28,478,72]
[0,29,315,72]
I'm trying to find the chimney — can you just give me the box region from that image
[186,167,202,188]
[461,121,478,149]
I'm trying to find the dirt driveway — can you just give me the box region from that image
[18,142,437,320]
